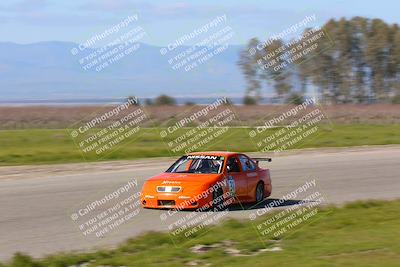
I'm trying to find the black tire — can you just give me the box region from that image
[212,187,224,210]
[255,182,264,203]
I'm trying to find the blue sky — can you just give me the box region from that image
[0,0,399,45]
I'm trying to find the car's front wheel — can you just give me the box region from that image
[212,187,224,210]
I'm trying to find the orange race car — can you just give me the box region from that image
[140,152,272,210]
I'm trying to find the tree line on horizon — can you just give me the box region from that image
[238,16,400,104]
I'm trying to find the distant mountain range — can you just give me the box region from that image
[0,41,246,100]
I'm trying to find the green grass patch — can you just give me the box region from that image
[0,124,399,166]
[2,199,400,266]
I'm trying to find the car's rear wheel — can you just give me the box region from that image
[255,182,264,203]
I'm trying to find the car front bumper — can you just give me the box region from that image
[141,193,211,210]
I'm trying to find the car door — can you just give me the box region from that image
[238,154,259,197]
[225,156,247,198]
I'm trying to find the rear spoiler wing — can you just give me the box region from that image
[252,157,272,165]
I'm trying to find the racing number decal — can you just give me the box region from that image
[227,175,236,197]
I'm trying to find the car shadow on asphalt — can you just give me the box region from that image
[151,198,313,212]
[227,198,310,211]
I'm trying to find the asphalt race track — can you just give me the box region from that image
[1,146,399,260]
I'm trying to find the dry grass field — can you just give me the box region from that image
[0,104,399,129]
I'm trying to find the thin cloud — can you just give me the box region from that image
[3,0,49,12]
[80,0,152,12]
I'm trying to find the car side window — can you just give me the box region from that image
[239,155,256,172]
[227,157,241,173]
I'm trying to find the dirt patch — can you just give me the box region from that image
[190,240,282,257]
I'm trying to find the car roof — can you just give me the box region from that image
[187,151,240,157]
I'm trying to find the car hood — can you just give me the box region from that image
[146,172,222,185]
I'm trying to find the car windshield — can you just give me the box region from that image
[166,155,225,174]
